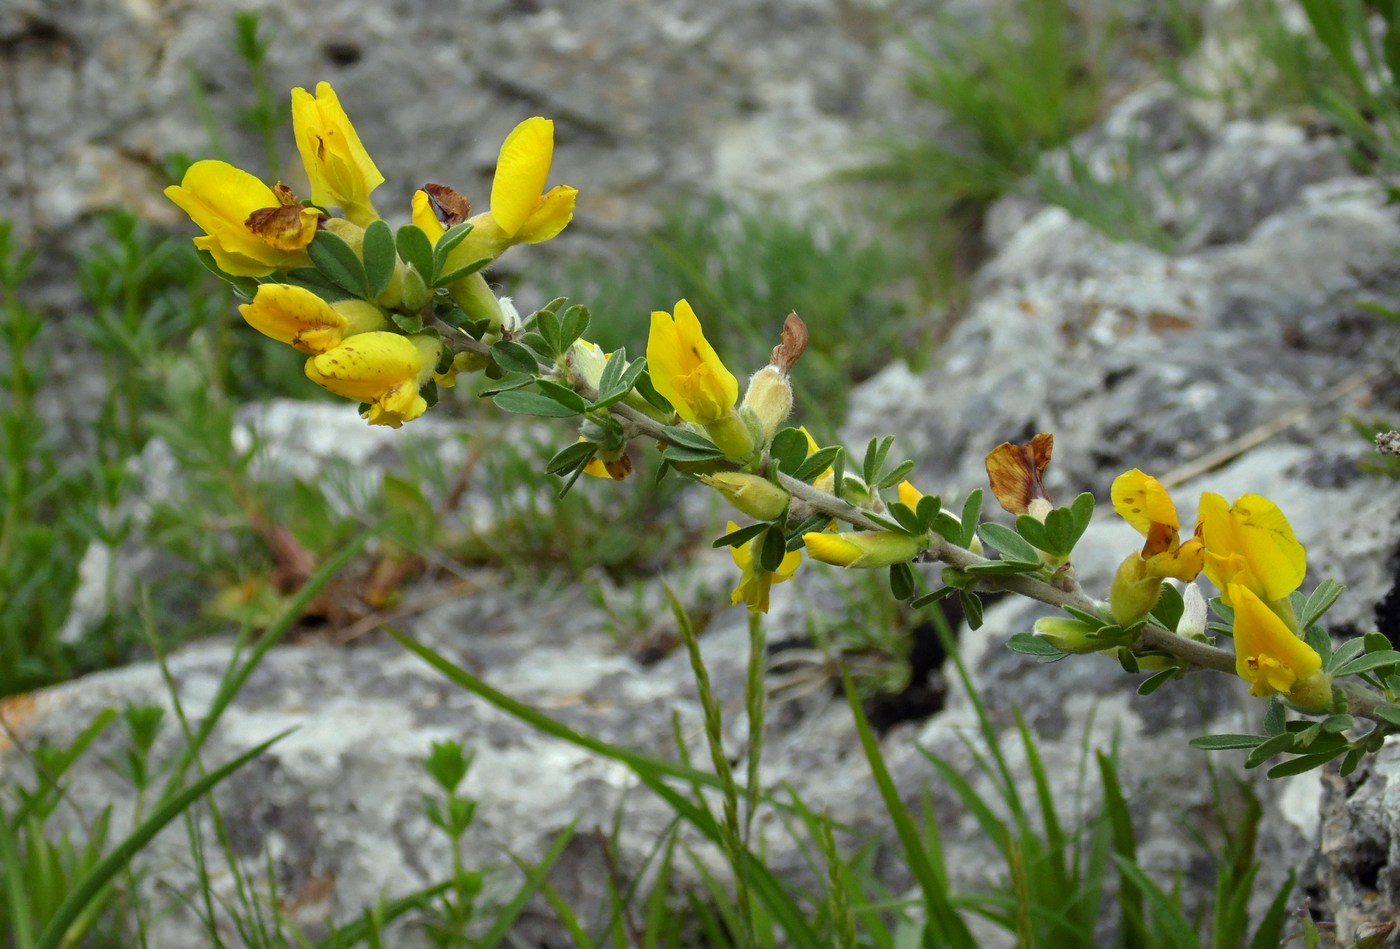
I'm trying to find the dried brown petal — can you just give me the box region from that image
[770,311,809,374]
[246,203,321,251]
[985,432,1054,515]
[423,182,472,228]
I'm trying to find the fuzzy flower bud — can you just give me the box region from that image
[699,473,790,521]
[803,531,923,569]
[740,365,793,447]
[1032,617,1109,654]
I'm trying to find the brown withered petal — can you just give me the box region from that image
[423,182,472,227]
[985,432,1054,515]
[272,182,301,207]
[246,204,321,251]
[770,311,809,374]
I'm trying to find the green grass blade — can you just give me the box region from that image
[0,811,36,949]
[843,669,974,948]
[482,815,584,947]
[1097,751,1146,946]
[1110,855,1199,949]
[35,729,292,949]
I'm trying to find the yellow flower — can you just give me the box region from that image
[488,117,577,243]
[239,284,387,354]
[646,299,738,425]
[304,332,442,428]
[164,160,318,276]
[1231,584,1328,708]
[729,521,801,613]
[1110,469,1204,581]
[803,531,923,569]
[291,82,384,225]
[1196,492,1306,606]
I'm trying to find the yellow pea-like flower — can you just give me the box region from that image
[1230,584,1329,709]
[1110,469,1204,582]
[164,160,317,276]
[1196,492,1306,606]
[304,332,442,428]
[291,82,384,225]
[646,300,738,426]
[239,284,386,354]
[489,117,577,243]
[728,521,801,614]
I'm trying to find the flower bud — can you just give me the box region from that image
[1108,552,1162,626]
[699,473,790,521]
[803,531,923,569]
[1032,617,1108,654]
[740,366,793,447]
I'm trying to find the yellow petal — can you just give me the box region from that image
[1230,584,1321,697]
[292,82,384,214]
[897,480,924,510]
[239,284,347,354]
[803,532,864,567]
[1111,469,1179,536]
[645,300,738,425]
[165,160,307,276]
[512,184,578,244]
[1197,492,1306,602]
[491,117,555,237]
[411,190,447,242]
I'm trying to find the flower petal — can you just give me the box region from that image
[491,117,555,237]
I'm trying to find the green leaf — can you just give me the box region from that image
[1365,631,1393,653]
[1189,734,1266,751]
[794,447,842,484]
[535,379,590,414]
[546,441,597,476]
[911,586,955,609]
[1136,669,1178,696]
[535,307,562,356]
[1244,732,1298,769]
[861,436,892,487]
[1299,579,1345,629]
[713,523,768,549]
[361,219,397,298]
[1326,637,1367,674]
[976,523,1040,564]
[915,495,941,530]
[431,221,475,280]
[1007,633,1067,660]
[395,224,435,281]
[962,560,1041,576]
[493,390,581,418]
[1266,746,1348,778]
[1263,697,1286,736]
[659,426,725,461]
[1015,514,1051,553]
[559,304,590,351]
[1068,491,1095,541]
[887,502,923,536]
[1149,583,1185,634]
[281,266,358,303]
[596,345,627,393]
[959,490,983,547]
[308,229,370,298]
[758,526,787,572]
[1333,651,1400,678]
[1372,704,1400,727]
[889,561,915,600]
[874,458,916,490]
[960,590,984,630]
[492,340,539,375]
[769,427,809,474]
[435,257,492,287]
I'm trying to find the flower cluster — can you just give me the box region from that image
[166,81,575,427]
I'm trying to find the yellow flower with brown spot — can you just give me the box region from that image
[164,161,318,276]
[1197,492,1306,609]
[304,332,442,428]
[729,521,801,613]
[291,82,384,225]
[239,284,387,354]
[1110,469,1204,582]
[1231,583,1330,709]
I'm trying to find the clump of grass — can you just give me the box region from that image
[856,0,1123,294]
